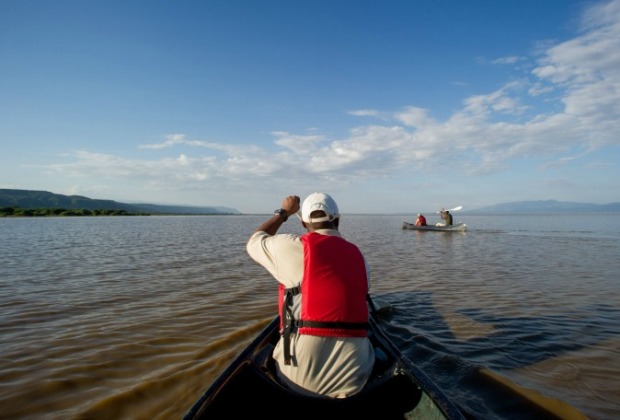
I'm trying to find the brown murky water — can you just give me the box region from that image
[1,214,619,419]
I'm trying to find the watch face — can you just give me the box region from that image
[274,209,287,220]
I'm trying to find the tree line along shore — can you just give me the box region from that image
[0,207,235,217]
[1,207,153,217]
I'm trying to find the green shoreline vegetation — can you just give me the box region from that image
[1,207,152,217]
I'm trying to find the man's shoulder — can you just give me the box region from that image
[247,232,302,250]
[250,230,301,239]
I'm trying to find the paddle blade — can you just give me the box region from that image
[435,205,462,213]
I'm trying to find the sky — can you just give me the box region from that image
[1,0,619,214]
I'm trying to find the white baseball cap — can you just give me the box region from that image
[300,192,340,223]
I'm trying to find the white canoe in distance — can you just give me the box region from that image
[402,222,467,232]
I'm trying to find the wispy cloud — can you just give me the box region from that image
[492,55,522,65]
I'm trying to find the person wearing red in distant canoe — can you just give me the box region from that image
[415,213,427,226]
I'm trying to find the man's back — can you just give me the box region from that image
[247,223,374,398]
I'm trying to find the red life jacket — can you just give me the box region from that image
[278,232,369,364]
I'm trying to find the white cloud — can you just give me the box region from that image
[139,134,187,149]
[492,55,522,65]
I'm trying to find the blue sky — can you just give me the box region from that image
[1,0,619,214]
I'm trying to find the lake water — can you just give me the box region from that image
[1,214,619,419]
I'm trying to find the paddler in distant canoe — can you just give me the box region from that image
[436,208,453,227]
[415,213,427,226]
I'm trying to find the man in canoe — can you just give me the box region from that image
[437,208,453,226]
[415,213,427,226]
[441,210,452,226]
[246,192,374,398]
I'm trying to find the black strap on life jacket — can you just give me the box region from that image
[281,286,300,365]
[295,320,369,329]
[280,287,374,366]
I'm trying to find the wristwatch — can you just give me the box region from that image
[273,208,288,222]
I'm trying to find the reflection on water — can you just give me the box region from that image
[0,214,619,419]
[379,290,618,419]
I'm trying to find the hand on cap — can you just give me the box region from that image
[281,195,300,216]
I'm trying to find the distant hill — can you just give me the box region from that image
[0,189,241,215]
[470,199,620,213]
